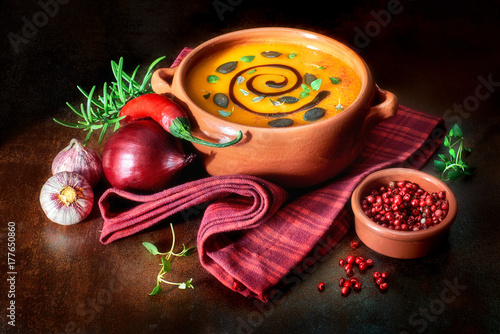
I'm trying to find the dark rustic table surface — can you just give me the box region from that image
[2,0,500,333]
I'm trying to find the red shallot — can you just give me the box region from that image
[102,119,195,192]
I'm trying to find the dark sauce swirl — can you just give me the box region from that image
[228,64,329,118]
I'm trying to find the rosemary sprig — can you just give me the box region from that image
[54,56,166,145]
[142,223,197,296]
[434,123,473,181]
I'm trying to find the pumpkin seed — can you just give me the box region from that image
[252,96,264,103]
[303,107,326,122]
[261,51,282,58]
[236,76,245,84]
[203,92,211,99]
[268,118,294,127]
[216,61,238,74]
[213,93,229,108]
[278,96,299,104]
[304,73,317,86]
[218,110,232,117]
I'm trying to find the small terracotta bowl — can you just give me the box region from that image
[351,168,457,259]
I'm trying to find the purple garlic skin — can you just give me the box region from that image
[52,138,103,187]
[40,171,94,225]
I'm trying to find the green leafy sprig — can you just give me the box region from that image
[434,123,473,181]
[54,56,166,145]
[143,223,197,296]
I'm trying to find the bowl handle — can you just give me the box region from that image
[361,86,399,134]
[151,67,178,95]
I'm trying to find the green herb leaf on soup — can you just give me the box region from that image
[329,77,342,84]
[311,78,322,91]
[288,53,297,59]
[207,75,220,83]
[248,69,257,74]
[240,55,255,63]
[299,91,310,99]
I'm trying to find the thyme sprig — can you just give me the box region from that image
[54,56,166,145]
[434,123,473,181]
[143,223,197,296]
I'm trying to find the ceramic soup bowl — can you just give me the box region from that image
[152,27,398,188]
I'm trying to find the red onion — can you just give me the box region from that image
[52,138,103,187]
[102,120,195,192]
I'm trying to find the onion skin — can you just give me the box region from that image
[52,138,103,187]
[102,119,196,192]
[40,171,94,225]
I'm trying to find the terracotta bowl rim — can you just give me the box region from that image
[173,27,375,133]
[351,168,458,242]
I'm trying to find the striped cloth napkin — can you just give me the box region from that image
[98,49,445,301]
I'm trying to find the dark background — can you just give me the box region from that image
[1,0,500,333]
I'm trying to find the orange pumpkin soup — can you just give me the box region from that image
[185,42,362,128]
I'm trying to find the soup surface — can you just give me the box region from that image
[185,42,362,128]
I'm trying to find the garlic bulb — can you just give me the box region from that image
[40,171,94,225]
[52,138,103,187]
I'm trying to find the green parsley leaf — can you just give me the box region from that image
[329,77,342,84]
[240,55,255,63]
[299,91,310,99]
[207,75,220,83]
[311,78,322,91]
